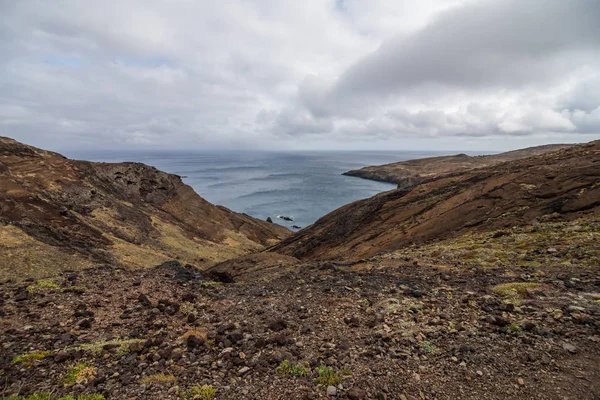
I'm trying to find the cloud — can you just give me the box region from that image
[0,0,599,151]
[334,0,600,96]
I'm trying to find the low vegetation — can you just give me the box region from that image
[492,282,543,298]
[179,301,196,316]
[11,350,52,366]
[419,340,437,354]
[313,365,340,385]
[391,218,600,272]
[78,338,144,355]
[3,395,105,400]
[139,373,178,384]
[276,360,309,377]
[26,279,59,293]
[181,384,217,400]
[63,364,98,386]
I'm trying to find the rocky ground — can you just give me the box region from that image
[2,219,599,399]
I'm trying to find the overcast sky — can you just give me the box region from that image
[1,0,599,151]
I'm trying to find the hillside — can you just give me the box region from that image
[342,144,573,189]
[1,216,599,399]
[271,141,600,261]
[1,138,599,400]
[0,137,290,280]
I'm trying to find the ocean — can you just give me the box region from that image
[64,150,453,230]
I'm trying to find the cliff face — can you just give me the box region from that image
[0,137,290,279]
[342,144,574,189]
[272,141,600,261]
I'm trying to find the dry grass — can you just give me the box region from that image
[109,236,171,269]
[391,217,600,272]
[178,328,208,343]
[0,225,93,280]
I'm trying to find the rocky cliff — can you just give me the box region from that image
[0,137,290,279]
[343,144,574,189]
[272,141,600,260]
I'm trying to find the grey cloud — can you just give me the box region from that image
[557,75,600,113]
[1,0,600,151]
[333,0,600,96]
[257,107,334,136]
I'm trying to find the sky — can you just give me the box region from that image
[1,0,600,151]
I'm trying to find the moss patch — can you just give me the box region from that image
[11,350,52,366]
[492,282,543,298]
[77,338,144,355]
[63,364,97,386]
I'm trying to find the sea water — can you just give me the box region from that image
[65,150,452,230]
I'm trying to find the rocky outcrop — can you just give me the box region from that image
[272,141,600,261]
[343,144,574,188]
[0,137,290,279]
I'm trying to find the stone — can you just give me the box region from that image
[138,294,152,307]
[78,318,92,329]
[562,342,577,354]
[54,351,71,363]
[186,335,205,349]
[268,318,287,332]
[171,350,183,361]
[326,385,337,396]
[517,378,525,386]
[14,291,29,302]
[347,388,366,400]
[129,341,144,353]
[238,366,251,376]
[493,316,510,327]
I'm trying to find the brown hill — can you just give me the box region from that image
[343,143,574,189]
[0,137,290,280]
[271,140,600,261]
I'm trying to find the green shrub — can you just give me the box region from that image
[182,385,217,400]
[314,365,340,385]
[276,360,309,377]
[419,341,437,353]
